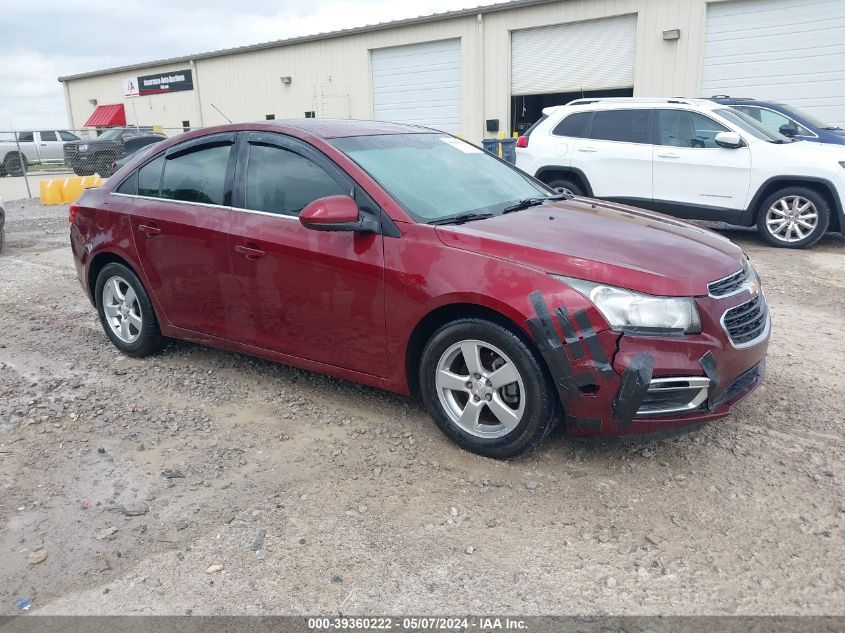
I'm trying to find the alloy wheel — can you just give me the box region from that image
[765,195,818,243]
[102,275,142,343]
[435,339,526,438]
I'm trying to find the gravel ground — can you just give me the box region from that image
[0,199,843,616]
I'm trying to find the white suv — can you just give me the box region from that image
[515,98,845,248]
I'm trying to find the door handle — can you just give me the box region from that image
[235,244,266,260]
[657,152,680,159]
[138,223,161,237]
[578,147,598,153]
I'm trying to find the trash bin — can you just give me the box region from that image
[481,139,499,156]
[500,138,516,164]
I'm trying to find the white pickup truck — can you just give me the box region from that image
[0,130,82,176]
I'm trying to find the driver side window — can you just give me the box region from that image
[243,143,346,217]
[657,111,729,148]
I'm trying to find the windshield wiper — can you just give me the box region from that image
[823,126,843,131]
[502,192,572,214]
[429,212,495,226]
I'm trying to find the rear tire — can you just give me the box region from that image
[74,168,95,177]
[419,318,559,459]
[4,153,27,177]
[546,177,585,197]
[756,187,829,249]
[95,262,167,357]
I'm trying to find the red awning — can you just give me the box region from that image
[84,104,126,127]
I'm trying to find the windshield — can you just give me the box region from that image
[715,108,792,143]
[330,133,549,223]
[97,128,124,140]
[772,103,840,130]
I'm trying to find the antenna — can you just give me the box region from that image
[210,103,232,124]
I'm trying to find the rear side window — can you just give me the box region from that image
[244,144,346,216]
[590,109,650,144]
[39,131,58,141]
[138,155,164,197]
[552,112,593,138]
[161,144,231,206]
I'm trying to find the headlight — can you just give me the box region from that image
[553,275,701,334]
[77,144,88,151]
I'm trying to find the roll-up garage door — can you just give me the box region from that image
[371,39,462,134]
[511,14,637,96]
[702,0,845,126]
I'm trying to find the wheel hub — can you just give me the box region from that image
[468,375,493,401]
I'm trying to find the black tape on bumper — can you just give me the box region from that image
[554,307,585,360]
[573,309,614,378]
[611,353,654,430]
[699,351,720,412]
[527,292,579,401]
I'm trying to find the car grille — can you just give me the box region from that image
[722,295,768,346]
[708,265,748,297]
[64,145,79,158]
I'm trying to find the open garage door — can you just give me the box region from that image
[702,0,845,126]
[371,39,462,134]
[511,14,637,134]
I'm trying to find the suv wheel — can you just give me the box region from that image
[757,187,829,248]
[4,153,27,177]
[95,263,166,357]
[419,318,559,458]
[546,177,585,197]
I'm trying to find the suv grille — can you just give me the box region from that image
[722,295,768,346]
[708,266,748,297]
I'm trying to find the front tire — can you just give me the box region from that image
[756,187,829,248]
[546,177,585,197]
[419,319,559,459]
[95,262,166,357]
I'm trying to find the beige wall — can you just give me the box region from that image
[63,0,733,142]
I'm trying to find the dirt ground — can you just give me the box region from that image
[0,199,842,616]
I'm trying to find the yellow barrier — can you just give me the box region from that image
[39,179,63,205]
[39,175,104,205]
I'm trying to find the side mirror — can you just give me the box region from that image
[714,131,744,149]
[300,194,377,233]
[778,123,798,138]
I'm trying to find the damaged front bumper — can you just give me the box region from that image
[527,291,770,439]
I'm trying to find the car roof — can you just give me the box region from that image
[263,118,435,138]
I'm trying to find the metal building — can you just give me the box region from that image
[58,0,845,142]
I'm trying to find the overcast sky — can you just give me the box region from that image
[1,0,497,130]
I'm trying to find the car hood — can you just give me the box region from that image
[434,199,744,297]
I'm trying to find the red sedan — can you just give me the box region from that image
[69,120,770,458]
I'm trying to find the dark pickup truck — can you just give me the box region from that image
[63,127,166,177]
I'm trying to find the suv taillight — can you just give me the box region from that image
[516,135,528,148]
[68,203,80,224]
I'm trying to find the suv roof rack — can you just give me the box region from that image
[710,95,754,100]
[566,97,704,105]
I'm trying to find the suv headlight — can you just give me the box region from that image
[553,275,701,334]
